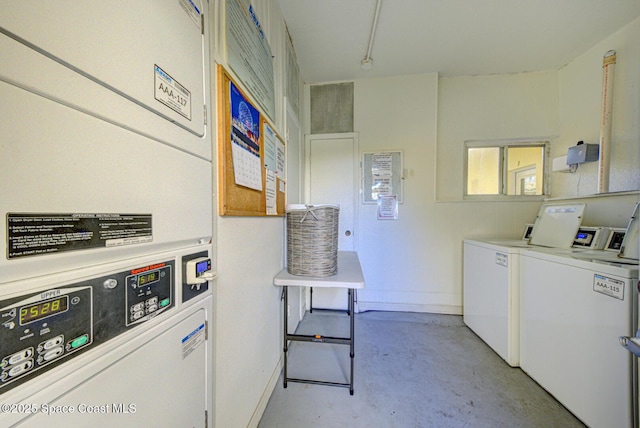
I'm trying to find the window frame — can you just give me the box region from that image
[463,138,550,201]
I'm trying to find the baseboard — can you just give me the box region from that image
[247,354,283,428]
[357,301,462,315]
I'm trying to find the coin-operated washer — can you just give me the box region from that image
[519,202,639,428]
[0,0,215,426]
[0,249,215,427]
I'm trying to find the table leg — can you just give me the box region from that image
[283,285,288,388]
[346,289,351,315]
[349,288,354,395]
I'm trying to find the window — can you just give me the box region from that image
[464,140,548,199]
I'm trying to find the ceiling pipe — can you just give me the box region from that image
[361,0,382,70]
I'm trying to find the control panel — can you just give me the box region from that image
[522,224,534,240]
[125,263,173,326]
[0,260,174,394]
[182,252,213,303]
[1,287,92,390]
[606,228,626,252]
[573,227,609,250]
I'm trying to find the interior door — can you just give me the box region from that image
[306,133,358,309]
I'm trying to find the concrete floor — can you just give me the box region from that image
[259,310,586,427]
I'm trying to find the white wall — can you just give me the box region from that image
[354,74,447,311]
[344,19,640,314]
[436,71,560,201]
[209,1,303,427]
[352,71,556,313]
[215,216,285,428]
[553,16,640,197]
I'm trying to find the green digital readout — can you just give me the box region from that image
[20,296,69,325]
[138,270,159,287]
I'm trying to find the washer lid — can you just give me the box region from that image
[619,202,639,260]
[529,203,586,248]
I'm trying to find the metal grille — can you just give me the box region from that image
[310,83,354,134]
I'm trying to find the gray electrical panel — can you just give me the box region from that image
[567,143,599,165]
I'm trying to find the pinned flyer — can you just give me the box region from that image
[265,170,277,215]
[377,195,398,220]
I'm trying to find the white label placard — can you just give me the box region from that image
[179,0,202,31]
[593,274,625,300]
[182,323,206,359]
[154,65,192,120]
[495,252,508,267]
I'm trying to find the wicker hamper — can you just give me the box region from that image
[286,204,340,277]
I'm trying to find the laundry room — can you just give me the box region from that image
[1,1,640,427]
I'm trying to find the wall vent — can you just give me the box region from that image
[310,82,354,134]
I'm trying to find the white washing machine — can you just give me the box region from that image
[463,239,526,366]
[0,248,214,428]
[519,247,639,428]
[0,1,215,426]
[463,203,585,367]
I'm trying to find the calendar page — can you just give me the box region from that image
[230,82,262,191]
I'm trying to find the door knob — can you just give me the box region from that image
[345,230,351,236]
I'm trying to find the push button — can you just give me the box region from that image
[43,347,64,362]
[8,360,33,377]
[70,334,89,349]
[7,348,33,366]
[43,335,64,351]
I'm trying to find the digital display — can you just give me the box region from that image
[138,270,159,287]
[20,296,69,325]
[196,259,210,276]
[576,232,588,239]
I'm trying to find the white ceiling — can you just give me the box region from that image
[277,0,640,83]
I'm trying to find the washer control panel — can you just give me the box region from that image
[125,263,173,326]
[0,260,174,394]
[1,287,92,390]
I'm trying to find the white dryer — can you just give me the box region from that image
[519,247,639,428]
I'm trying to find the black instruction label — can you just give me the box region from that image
[7,213,153,259]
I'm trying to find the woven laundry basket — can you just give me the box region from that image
[286,204,340,277]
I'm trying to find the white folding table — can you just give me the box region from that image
[273,251,365,394]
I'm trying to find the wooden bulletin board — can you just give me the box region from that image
[217,65,286,216]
